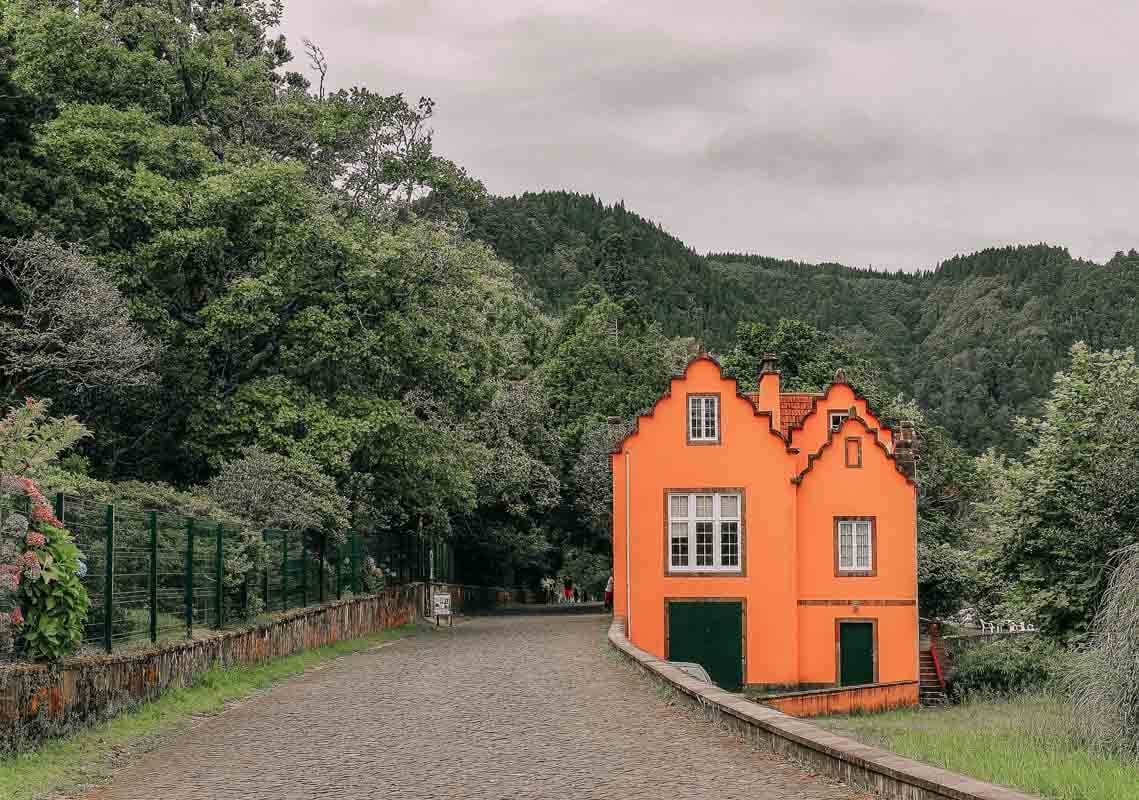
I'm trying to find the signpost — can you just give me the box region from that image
[432,592,452,627]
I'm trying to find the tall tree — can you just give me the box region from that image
[985,344,1139,640]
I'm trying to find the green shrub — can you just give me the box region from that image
[1,477,90,661]
[949,637,1068,700]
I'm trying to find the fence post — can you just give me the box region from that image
[149,511,158,644]
[185,519,195,639]
[241,572,248,620]
[281,530,288,611]
[54,492,64,525]
[214,523,224,629]
[301,534,308,607]
[262,530,270,610]
[335,537,342,600]
[103,504,115,654]
[318,532,326,604]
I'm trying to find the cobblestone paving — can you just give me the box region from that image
[89,615,869,800]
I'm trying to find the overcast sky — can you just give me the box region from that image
[281,1,1139,271]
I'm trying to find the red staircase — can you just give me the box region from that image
[919,619,949,705]
[919,649,947,705]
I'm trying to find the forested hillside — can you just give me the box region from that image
[470,192,1139,452]
[3,0,1138,628]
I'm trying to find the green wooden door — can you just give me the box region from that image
[839,622,875,686]
[667,601,743,690]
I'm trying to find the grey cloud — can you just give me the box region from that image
[281,0,1139,268]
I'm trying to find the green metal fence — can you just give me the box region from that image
[3,489,456,656]
[364,528,455,584]
[261,528,365,613]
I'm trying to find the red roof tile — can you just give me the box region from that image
[779,393,816,437]
[743,391,820,438]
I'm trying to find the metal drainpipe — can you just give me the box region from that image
[625,449,632,638]
[912,435,921,691]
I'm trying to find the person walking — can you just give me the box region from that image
[563,579,573,604]
[604,574,614,611]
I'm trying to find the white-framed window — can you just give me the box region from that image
[687,395,719,442]
[828,410,849,432]
[836,518,874,573]
[668,491,742,573]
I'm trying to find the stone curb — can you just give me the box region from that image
[607,619,1037,800]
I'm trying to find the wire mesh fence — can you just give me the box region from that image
[3,488,457,656]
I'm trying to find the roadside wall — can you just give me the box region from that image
[0,586,417,753]
[608,617,1034,800]
[761,681,919,717]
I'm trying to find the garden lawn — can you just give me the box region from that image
[0,624,416,800]
[816,693,1139,800]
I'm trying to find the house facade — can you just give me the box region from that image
[611,353,918,697]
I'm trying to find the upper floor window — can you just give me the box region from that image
[687,395,720,443]
[828,410,849,432]
[845,437,862,467]
[668,491,742,573]
[835,517,875,575]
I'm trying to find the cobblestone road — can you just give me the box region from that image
[89,614,868,800]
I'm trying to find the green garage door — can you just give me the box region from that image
[667,601,743,690]
[839,622,875,686]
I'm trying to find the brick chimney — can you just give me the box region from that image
[756,353,781,432]
[894,420,918,481]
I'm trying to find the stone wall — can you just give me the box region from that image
[0,586,417,753]
[609,617,1034,800]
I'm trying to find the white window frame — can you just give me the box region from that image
[836,518,874,573]
[667,491,742,574]
[828,410,849,432]
[687,395,720,442]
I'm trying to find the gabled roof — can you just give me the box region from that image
[610,353,791,456]
[791,412,916,488]
[780,375,894,444]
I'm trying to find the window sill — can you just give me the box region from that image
[835,570,877,578]
[667,570,745,577]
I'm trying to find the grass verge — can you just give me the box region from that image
[0,623,416,800]
[815,692,1139,800]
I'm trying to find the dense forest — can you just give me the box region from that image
[2,0,1139,650]
[469,191,1139,453]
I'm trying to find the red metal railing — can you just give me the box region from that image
[929,622,946,691]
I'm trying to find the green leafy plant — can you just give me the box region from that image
[1,476,89,661]
[948,637,1068,701]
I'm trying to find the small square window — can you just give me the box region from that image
[829,411,849,432]
[687,395,720,443]
[695,495,714,518]
[670,494,690,518]
[836,518,875,574]
[720,495,739,518]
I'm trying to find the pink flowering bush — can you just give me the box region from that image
[0,476,89,661]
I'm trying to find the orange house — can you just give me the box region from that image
[611,353,919,701]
